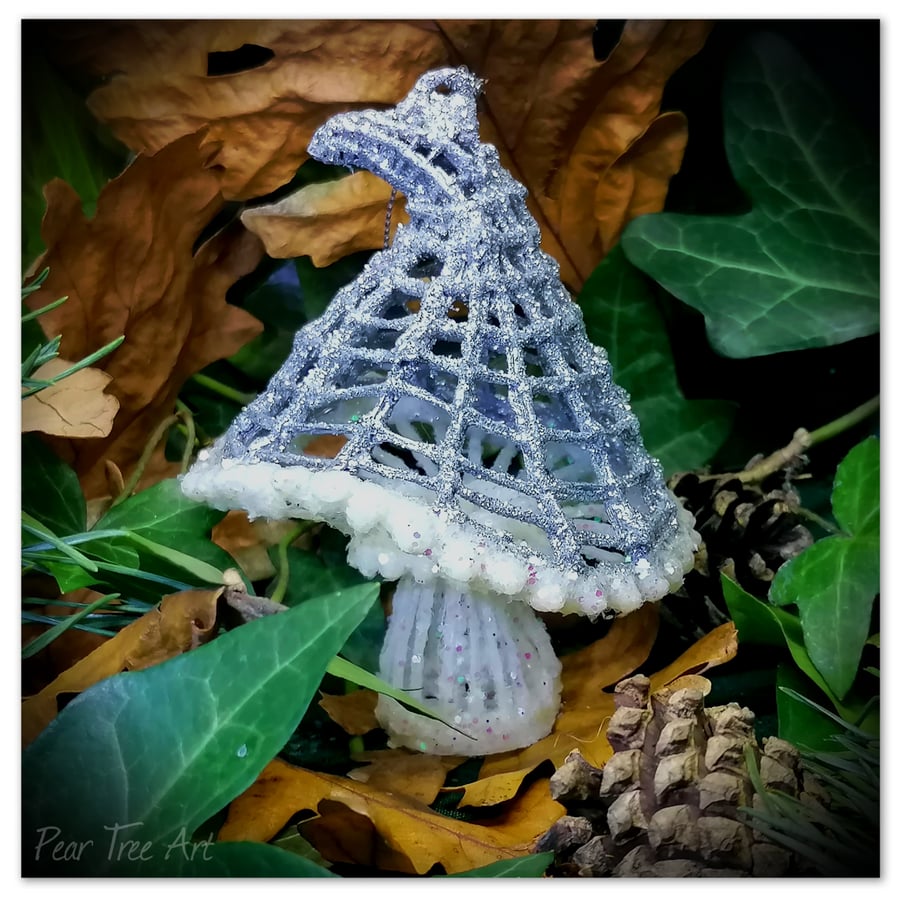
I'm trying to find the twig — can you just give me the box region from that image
[805,395,880,448]
[223,582,288,622]
[700,395,879,486]
[732,428,813,484]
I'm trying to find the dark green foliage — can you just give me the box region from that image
[623,32,878,358]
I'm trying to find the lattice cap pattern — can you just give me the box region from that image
[183,66,697,618]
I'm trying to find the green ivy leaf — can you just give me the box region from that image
[96,479,225,547]
[228,261,309,383]
[267,542,382,671]
[770,437,879,700]
[23,583,378,876]
[294,252,372,321]
[95,479,241,588]
[145,841,336,877]
[21,435,86,536]
[127,532,222,581]
[831,435,879,537]
[86,537,142,570]
[621,32,878,358]
[42,561,96,594]
[229,253,371,385]
[447,851,555,877]
[770,537,878,700]
[579,246,734,472]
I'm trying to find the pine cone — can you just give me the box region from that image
[536,675,828,877]
[669,464,813,600]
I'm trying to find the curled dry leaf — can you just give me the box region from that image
[21,588,222,747]
[22,359,120,438]
[219,758,564,875]
[648,619,739,686]
[23,132,263,499]
[45,19,710,290]
[242,171,408,267]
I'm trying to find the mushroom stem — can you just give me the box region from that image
[376,575,562,755]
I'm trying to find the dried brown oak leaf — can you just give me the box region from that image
[21,588,223,748]
[440,19,711,289]
[47,20,449,200]
[348,749,466,806]
[46,19,710,290]
[21,359,119,438]
[219,758,563,875]
[23,132,263,499]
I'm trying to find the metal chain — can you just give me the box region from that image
[383,188,398,250]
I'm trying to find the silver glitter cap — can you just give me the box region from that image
[182,66,698,618]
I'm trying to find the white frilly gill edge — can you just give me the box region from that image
[181,446,699,618]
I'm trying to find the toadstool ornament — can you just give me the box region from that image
[182,66,699,756]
